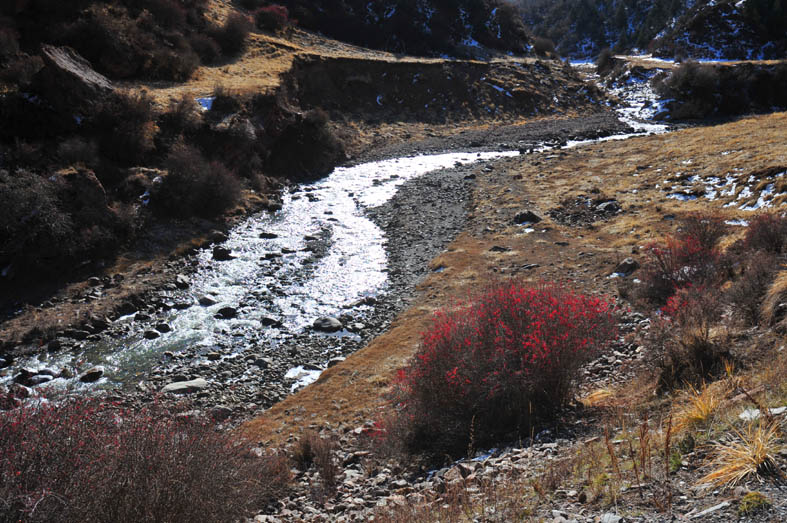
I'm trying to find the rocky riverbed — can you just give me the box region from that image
[0,113,640,416]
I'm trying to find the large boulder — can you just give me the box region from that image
[162,378,209,394]
[34,45,113,112]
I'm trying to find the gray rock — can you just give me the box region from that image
[514,210,542,225]
[34,45,113,112]
[162,378,208,394]
[614,257,640,276]
[206,352,221,361]
[600,514,623,523]
[175,274,190,289]
[79,366,104,382]
[143,330,160,340]
[155,323,172,334]
[29,375,54,386]
[327,357,346,368]
[199,295,218,306]
[597,200,621,214]
[259,232,279,239]
[313,316,343,332]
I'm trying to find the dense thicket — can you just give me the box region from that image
[515,0,786,58]
[252,0,530,57]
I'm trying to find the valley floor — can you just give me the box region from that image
[242,111,787,522]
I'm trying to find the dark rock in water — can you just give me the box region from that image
[614,257,640,276]
[216,307,238,319]
[261,317,282,327]
[79,366,104,383]
[28,375,53,386]
[135,313,151,322]
[65,328,90,341]
[212,246,235,261]
[175,274,190,289]
[172,300,193,311]
[0,357,8,368]
[162,378,208,394]
[206,352,221,361]
[259,232,279,239]
[154,323,172,334]
[514,210,542,225]
[143,330,160,340]
[207,230,228,244]
[115,301,138,317]
[313,316,343,332]
[13,368,36,386]
[199,295,218,306]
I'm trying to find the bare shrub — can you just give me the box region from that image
[91,91,157,166]
[0,398,290,522]
[596,47,614,76]
[532,36,556,57]
[213,13,251,56]
[189,33,222,65]
[154,143,241,218]
[744,213,787,254]
[57,137,99,167]
[292,431,339,497]
[726,252,779,326]
[649,286,729,391]
[376,282,617,458]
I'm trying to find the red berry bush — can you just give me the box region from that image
[0,398,290,523]
[255,5,291,32]
[380,283,617,457]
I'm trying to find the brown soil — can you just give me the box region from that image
[241,111,787,446]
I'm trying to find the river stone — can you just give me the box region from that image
[259,232,279,239]
[216,307,237,319]
[29,375,54,386]
[212,246,234,261]
[79,366,104,382]
[261,317,282,327]
[155,323,172,334]
[199,295,218,306]
[143,330,160,340]
[162,378,208,394]
[313,316,343,332]
[175,274,190,289]
[514,210,542,225]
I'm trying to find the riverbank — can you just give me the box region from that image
[0,112,632,416]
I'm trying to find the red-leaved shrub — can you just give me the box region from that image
[0,398,290,522]
[255,5,290,32]
[378,283,617,457]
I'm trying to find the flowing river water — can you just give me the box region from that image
[1,66,670,400]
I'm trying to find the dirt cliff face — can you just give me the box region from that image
[283,55,606,125]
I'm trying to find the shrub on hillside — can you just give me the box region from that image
[91,91,157,167]
[0,398,290,522]
[532,36,556,57]
[212,13,252,56]
[649,286,728,391]
[255,5,290,32]
[726,253,779,327]
[188,33,222,64]
[635,216,727,307]
[154,143,241,218]
[596,47,614,76]
[378,283,617,457]
[744,213,787,254]
[656,62,721,119]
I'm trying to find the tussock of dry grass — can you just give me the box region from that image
[674,383,722,433]
[697,422,781,490]
[761,271,787,331]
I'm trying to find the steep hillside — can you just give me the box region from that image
[516,0,787,59]
[259,0,530,58]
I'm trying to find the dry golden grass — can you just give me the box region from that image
[581,388,615,408]
[674,383,723,433]
[761,271,787,331]
[697,421,781,490]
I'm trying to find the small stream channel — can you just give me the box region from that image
[2,64,670,400]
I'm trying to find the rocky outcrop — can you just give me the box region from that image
[33,45,113,112]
